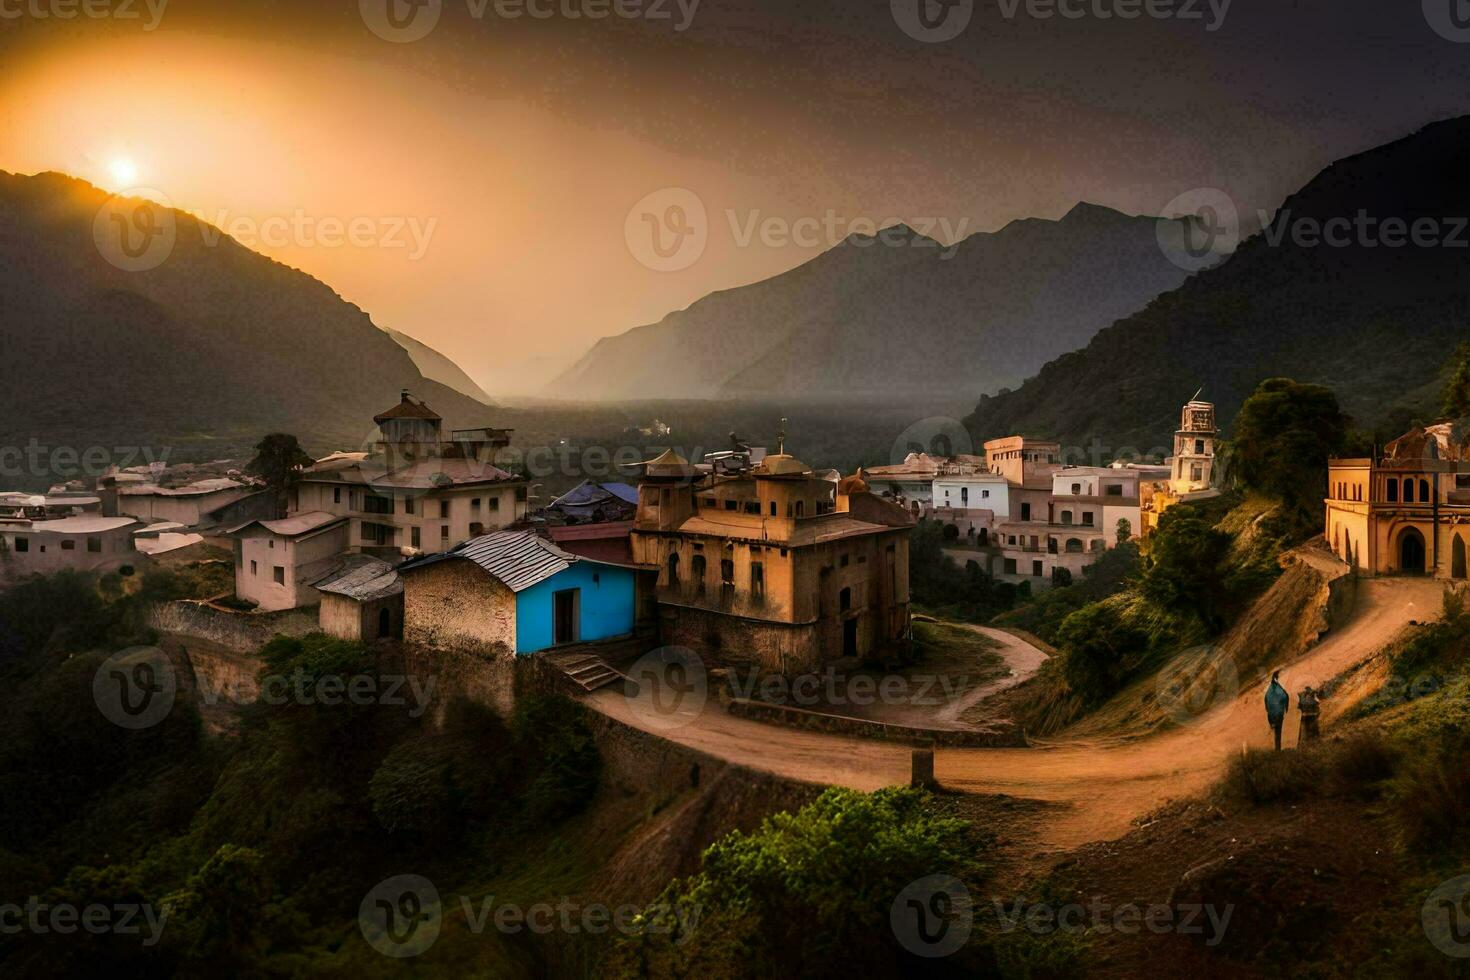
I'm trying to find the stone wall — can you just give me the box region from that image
[148,601,319,653]
[724,697,1025,747]
[403,561,515,654]
[656,603,822,674]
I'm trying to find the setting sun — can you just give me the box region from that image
[108,157,138,188]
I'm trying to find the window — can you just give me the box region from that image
[268,540,274,549]
[840,587,852,612]
[488,496,500,511]
[1066,539,1084,553]
[961,487,969,505]
[333,487,341,504]
[471,498,481,511]
[1021,503,1031,521]
[752,562,765,595]
[1105,485,1123,497]
[692,555,707,593]
[1405,480,1416,503]
[14,536,27,553]
[1195,439,1206,454]
[1191,465,1204,482]
[1387,480,1399,502]
[61,539,75,551]
[721,559,735,587]
[1082,512,1094,526]
[250,560,258,575]
[412,527,421,549]
[795,501,804,518]
[1033,560,1044,577]
[770,502,777,516]
[667,553,680,584]
[440,500,450,519]
[364,494,393,515]
[87,537,101,553]
[405,497,415,515]
[744,501,761,514]
[273,566,285,585]
[1061,510,1073,525]
[982,489,990,499]
[840,554,850,568]
[725,500,738,511]
[1421,479,1432,502]
[1071,483,1082,495]
[441,525,449,541]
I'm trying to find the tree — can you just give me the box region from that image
[245,433,312,495]
[1055,601,1147,702]
[1140,506,1233,628]
[1230,378,1349,524]
[1444,343,1470,419]
[1116,518,1132,545]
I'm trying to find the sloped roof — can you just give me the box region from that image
[400,529,585,593]
[118,478,250,497]
[300,457,519,488]
[228,511,346,539]
[309,554,403,601]
[374,392,442,424]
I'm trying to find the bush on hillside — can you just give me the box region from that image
[1223,747,1324,805]
[1389,735,1470,854]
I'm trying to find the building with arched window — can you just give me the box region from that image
[1326,419,1470,578]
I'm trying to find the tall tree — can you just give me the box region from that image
[1230,378,1348,524]
[1443,343,1470,419]
[245,433,312,496]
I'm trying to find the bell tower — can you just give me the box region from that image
[1171,396,1217,493]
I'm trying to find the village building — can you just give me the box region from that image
[1141,398,1221,536]
[228,512,350,612]
[628,444,914,674]
[0,491,103,520]
[864,452,988,518]
[0,515,145,581]
[109,477,266,527]
[400,529,645,655]
[1326,419,1470,578]
[931,470,1011,545]
[309,555,405,642]
[132,522,216,564]
[288,392,527,560]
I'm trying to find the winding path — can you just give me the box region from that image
[590,578,1442,850]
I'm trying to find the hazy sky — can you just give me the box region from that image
[3,1,1468,394]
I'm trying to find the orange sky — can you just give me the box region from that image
[1,2,1462,397]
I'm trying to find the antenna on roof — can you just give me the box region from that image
[1191,387,1204,402]
[778,418,788,456]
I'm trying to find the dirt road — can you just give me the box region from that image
[590,578,1441,851]
[933,626,1049,726]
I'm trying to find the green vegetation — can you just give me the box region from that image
[245,432,313,494]
[0,576,604,976]
[615,787,986,978]
[1442,342,1470,419]
[909,520,1026,622]
[1229,378,1350,530]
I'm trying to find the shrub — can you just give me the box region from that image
[1055,601,1148,704]
[1326,731,1399,799]
[1389,735,1470,853]
[511,694,602,824]
[1222,747,1323,805]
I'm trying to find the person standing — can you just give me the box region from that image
[1265,670,1289,751]
[1298,685,1322,744]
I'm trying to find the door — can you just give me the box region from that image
[1400,529,1427,575]
[843,618,858,658]
[554,589,579,645]
[377,607,392,639]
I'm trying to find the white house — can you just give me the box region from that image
[0,516,144,582]
[931,472,1011,544]
[229,512,350,612]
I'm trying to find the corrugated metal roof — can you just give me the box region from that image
[400,529,582,593]
[309,555,403,601]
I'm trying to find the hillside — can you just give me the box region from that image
[551,205,1201,402]
[964,116,1470,450]
[0,171,496,484]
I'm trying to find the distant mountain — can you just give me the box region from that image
[550,205,1203,402]
[963,117,1470,453]
[385,327,495,405]
[0,171,499,482]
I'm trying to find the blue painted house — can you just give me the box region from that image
[400,529,639,655]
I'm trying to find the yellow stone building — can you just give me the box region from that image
[1326,419,1470,578]
[629,449,913,674]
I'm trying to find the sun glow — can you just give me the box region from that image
[108,157,138,188]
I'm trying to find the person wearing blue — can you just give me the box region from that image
[1265,670,1290,750]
